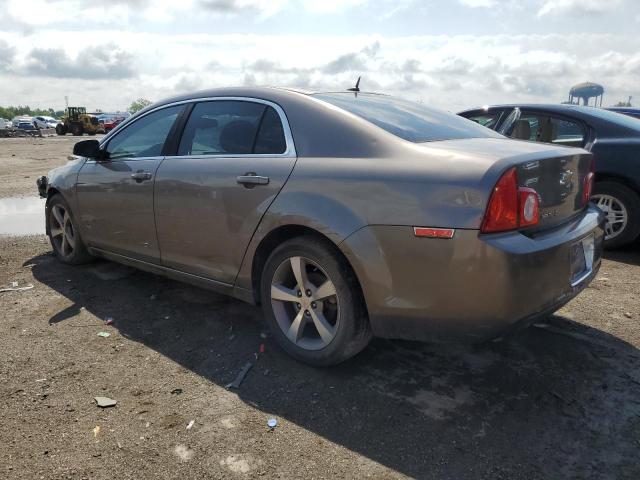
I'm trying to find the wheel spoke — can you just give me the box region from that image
[309,309,335,345]
[61,235,69,256]
[52,206,65,226]
[290,256,309,291]
[271,284,299,303]
[312,280,336,301]
[50,226,63,238]
[286,310,305,343]
[65,227,76,249]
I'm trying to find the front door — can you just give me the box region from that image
[154,99,297,284]
[76,105,184,263]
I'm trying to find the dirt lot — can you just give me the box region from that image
[1,137,639,479]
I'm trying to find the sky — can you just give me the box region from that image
[0,0,638,112]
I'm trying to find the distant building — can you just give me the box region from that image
[568,82,604,106]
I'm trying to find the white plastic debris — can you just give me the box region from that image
[97,332,111,338]
[186,420,195,430]
[0,283,34,293]
[94,396,117,408]
[267,418,277,429]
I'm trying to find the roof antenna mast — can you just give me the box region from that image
[347,76,361,93]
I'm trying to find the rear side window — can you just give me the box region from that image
[313,93,503,143]
[512,113,585,147]
[178,101,287,155]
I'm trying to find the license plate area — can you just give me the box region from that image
[570,233,595,287]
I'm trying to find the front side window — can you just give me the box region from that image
[466,111,504,130]
[106,105,183,160]
[178,101,287,156]
[313,93,503,143]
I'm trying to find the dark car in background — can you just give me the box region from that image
[38,88,604,365]
[606,107,640,120]
[459,104,640,248]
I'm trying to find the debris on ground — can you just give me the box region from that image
[624,312,633,319]
[226,362,253,389]
[174,444,194,462]
[186,420,195,430]
[105,317,114,326]
[94,396,117,408]
[93,426,101,438]
[0,283,34,293]
[170,388,183,395]
[267,418,278,429]
[97,332,111,338]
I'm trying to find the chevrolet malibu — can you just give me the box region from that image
[37,87,604,366]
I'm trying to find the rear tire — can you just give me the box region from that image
[47,194,93,265]
[71,124,83,136]
[260,236,371,366]
[592,181,640,249]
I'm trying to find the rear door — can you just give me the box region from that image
[154,98,297,284]
[76,104,184,263]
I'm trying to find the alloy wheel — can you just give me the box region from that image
[592,194,628,240]
[270,256,339,351]
[50,204,77,258]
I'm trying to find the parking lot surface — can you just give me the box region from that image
[1,137,639,479]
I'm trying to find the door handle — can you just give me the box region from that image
[236,173,269,187]
[131,171,152,183]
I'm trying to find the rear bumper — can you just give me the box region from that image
[339,205,605,342]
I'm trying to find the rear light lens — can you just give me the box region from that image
[582,157,595,206]
[481,167,540,233]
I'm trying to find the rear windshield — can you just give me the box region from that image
[313,93,503,143]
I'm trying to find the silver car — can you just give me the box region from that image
[37,87,604,365]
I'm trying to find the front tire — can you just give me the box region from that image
[260,236,371,366]
[56,124,67,135]
[592,181,640,249]
[47,194,93,264]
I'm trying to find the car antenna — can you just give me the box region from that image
[347,76,361,94]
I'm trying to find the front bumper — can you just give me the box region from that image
[340,205,605,342]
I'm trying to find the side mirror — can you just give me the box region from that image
[73,139,107,160]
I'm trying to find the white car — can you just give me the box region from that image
[12,116,32,127]
[33,116,59,129]
[0,118,12,129]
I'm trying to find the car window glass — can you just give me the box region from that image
[254,106,287,154]
[551,118,585,146]
[313,93,503,142]
[178,101,266,155]
[467,112,502,130]
[514,113,584,147]
[107,105,182,160]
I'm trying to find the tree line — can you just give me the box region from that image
[0,106,64,120]
[0,99,153,120]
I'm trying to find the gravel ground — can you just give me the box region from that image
[1,137,639,479]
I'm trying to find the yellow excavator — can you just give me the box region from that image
[56,107,105,136]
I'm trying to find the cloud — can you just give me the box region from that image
[24,44,136,79]
[0,40,15,71]
[458,0,496,7]
[537,0,624,17]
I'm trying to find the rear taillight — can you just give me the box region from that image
[582,157,595,206]
[481,167,540,233]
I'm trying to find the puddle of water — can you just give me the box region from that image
[0,197,46,235]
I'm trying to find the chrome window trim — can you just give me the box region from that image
[99,96,297,158]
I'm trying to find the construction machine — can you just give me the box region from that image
[56,107,105,136]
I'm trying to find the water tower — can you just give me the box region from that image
[568,82,604,106]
